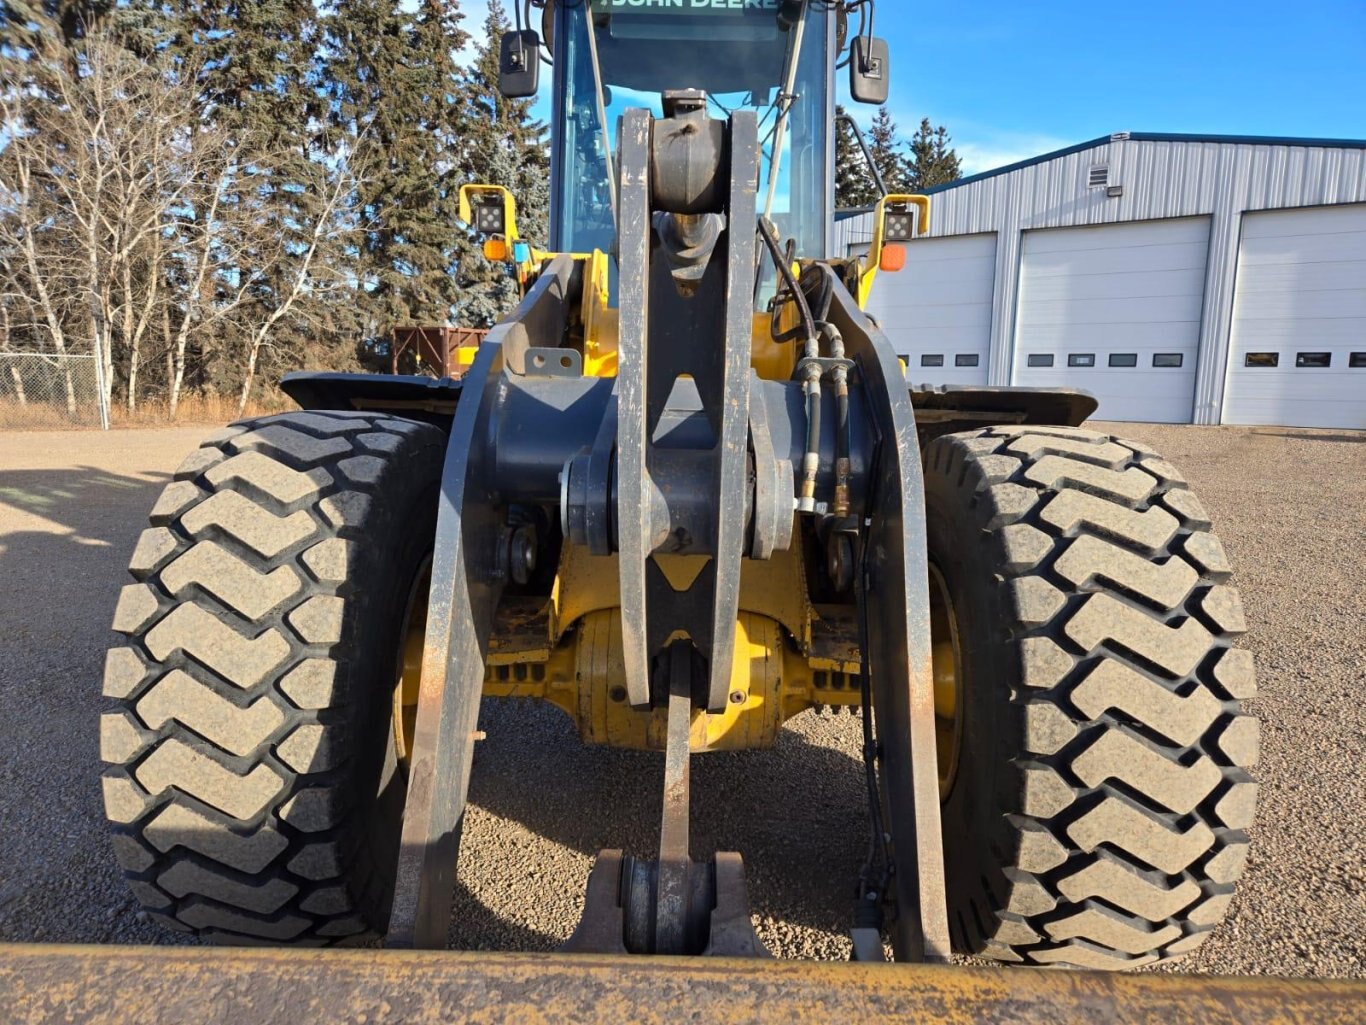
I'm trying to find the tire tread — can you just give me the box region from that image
[925,426,1254,968]
[102,410,444,943]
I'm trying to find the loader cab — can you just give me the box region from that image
[546,1,836,259]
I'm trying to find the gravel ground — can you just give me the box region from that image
[0,422,1361,977]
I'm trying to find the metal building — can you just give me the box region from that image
[835,133,1366,428]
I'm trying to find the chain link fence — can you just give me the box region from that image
[0,352,110,429]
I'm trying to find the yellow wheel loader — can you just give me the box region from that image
[13,1,1355,1020]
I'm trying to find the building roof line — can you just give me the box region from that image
[833,132,1366,212]
[925,132,1366,195]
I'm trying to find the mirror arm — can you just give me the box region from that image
[836,113,888,200]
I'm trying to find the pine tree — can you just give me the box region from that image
[456,0,550,328]
[834,104,877,209]
[906,117,962,191]
[406,0,474,321]
[171,0,320,151]
[1,0,114,43]
[322,0,470,338]
[865,106,909,195]
[166,0,329,397]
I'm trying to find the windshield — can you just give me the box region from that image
[552,3,831,259]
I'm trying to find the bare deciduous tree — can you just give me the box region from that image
[0,25,367,416]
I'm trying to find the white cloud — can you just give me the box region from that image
[839,102,1074,177]
[954,133,1073,175]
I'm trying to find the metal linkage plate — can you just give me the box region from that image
[615,107,760,713]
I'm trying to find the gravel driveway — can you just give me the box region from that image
[0,422,1361,977]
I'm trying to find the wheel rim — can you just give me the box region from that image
[928,563,965,801]
[392,560,432,774]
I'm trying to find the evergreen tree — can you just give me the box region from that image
[835,109,963,206]
[906,117,962,191]
[170,0,320,151]
[834,103,877,209]
[322,0,470,340]
[866,106,909,195]
[407,0,474,322]
[1,0,114,44]
[456,0,549,328]
[166,0,328,396]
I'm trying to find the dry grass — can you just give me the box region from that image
[0,393,292,431]
[112,393,292,427]
[0,399,102,430]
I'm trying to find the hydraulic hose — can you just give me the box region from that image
[825,322,852,519]
[758,218,824,511]
[803,376,822,510]
[757,218,817,346]
[856,551,891,906]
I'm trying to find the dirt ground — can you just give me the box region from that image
[0,421,1361,977]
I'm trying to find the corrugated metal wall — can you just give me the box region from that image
[835,137,1366,423]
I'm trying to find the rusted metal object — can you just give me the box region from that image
[385,330,503,949]
[4,945,1364,1025]
[655,642,694,955]
[614,106,653,709]
[390,325,487,377]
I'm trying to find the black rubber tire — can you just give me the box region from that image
[100,411,445,943]
[922,425,1257,969]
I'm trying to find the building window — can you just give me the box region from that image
[1350,353,1366,368]
[1153,353,1184,368]
[955,354,979,367]
[1068,353,1096,368]
[1296,352,1332,368]
[1245,353,1279,368]
[1108,353,1138,368]
[1027,354,1054,368]
[921,354,944,367]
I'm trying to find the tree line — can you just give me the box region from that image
[1,3,963,418]
[835,105,962,208]
[0,0,547,416]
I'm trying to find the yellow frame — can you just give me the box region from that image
[856,193,932,307]
[430,182,911,751]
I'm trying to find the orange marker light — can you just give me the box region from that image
[880,244,906,272]
[483,239,509,262]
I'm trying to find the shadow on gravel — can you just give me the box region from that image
[466,697,869,945]
[0,464,169,534]
[0,465,170,944]
[448,878,569,952]
[1252,430,1366,444]
[0,464,171,686]
[0,463,171,684]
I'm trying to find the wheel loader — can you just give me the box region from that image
[8,1,1359,1021]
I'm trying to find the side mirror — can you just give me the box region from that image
[849,36,890,105]
[499,30,540,99]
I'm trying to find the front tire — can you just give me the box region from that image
[101,411,445,943]
[922,425,1257,969]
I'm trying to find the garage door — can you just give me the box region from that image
[864,233,995,385]
[1013,217,1209,423]
[1223,203,1366,429]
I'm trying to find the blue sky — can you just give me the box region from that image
[459,0,1366,175]
[842,0,1366,173]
